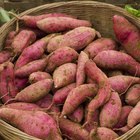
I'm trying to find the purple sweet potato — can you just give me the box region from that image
[99,92,122,128]
[113,15,140,62]
[90,127,119,140]
[15,39,47,69]
[76,51,89,86]
[37,17,91,33]
[114,106,133,128]
[46,35,63,53]
[36,94,60,113]
[5,31,16,49]
[127,101,140,128]
[0,50,12,64]
[68,105,84,123]
[46,47,78,72]
[29,71,52,84]
[21,13,75,28]
[125,84,140,106]
[93,50,140,76]
[15,58,47,78]
[114,125,130,135]
[53,63,77,88]
[59,118,89,140]
[12,30,36,55]
[12,79,53,102]
[60,84,98,117]
[84,60,111,126]
[58,27,97,51]
[109,75,140,94]
[107,70,123,77]
[0,62,18,103]
[15,78,28,91]
[53,83,76,105]
[0,108,62,140]
[3,102,41,111]
[84,38,118,59]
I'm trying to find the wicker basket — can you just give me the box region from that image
[0,1,140,140]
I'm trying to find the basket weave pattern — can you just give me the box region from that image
[0,1,140,140]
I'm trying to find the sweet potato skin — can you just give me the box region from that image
[113,15,140,62]
[99,92,122,128]
[15,78,28,91]
[53,63,77,88]
[0,51,12,64]
[125,84,140,106]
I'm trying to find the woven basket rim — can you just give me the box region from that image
[0,1,140,140]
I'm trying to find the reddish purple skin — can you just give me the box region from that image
[15,58,47,78]
[114,125,130,135]
[4,102,41,111]
[15,78,28,91]
[59,118,89,140]
[15,40,47,69]
[12,30,36,55]
[93,50,140,77]
[108,75,140,94]
[0,51,12,64]
[68,105,84,123]
[125,84,140,106]
[37,17,91,33]
[0,108,61,139]
[5,31,16,49]
[84,38,117,59]
[21,13,75,28]
[114,106,133,128]
[76,51,89,86]
[53,83,76,105]
[61,84,98,117]
[46,47,78,72]
[29,71,52,84]
[113,15,140,62]
[0,62,18,103]
[36,94,60,113]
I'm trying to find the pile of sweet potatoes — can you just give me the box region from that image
[0,12,140,140]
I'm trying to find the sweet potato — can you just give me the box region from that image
[58,27,96,51]
[5,31,16,49]
[60,84,98,117]
[113,15,140,62]
[107,70,123,77]
[12,30,36,55]
[76,51,89,86]
[46,47,78,72]
[0,108,62,140]
[125,84,140,106]
[53,63,77,88]
[90,127,119,140]
[109,75,140,94]
[29,71,52,84]
[0,50,12,64]
[3,102,41,111]
[68,105,84,123]
[21,13,75,28]
[86,77,96,84]
[36,94,60,113]
[84,60,111,126]
[0,62,17,103]
[84,38,117,59]
[99,92,122,128]
[15,78,28,91]
[127,101,140,128]
[94,50,140,76]
[114,106,133,128]
[53,83,76,105]
[59,118,89,140]
[15,58,47,78]
[11,79,53,102]
[15,40,47,69]
[37,17,91,33]
[46,35,63,53]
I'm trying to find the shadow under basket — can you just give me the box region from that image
[0,1,140,140]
